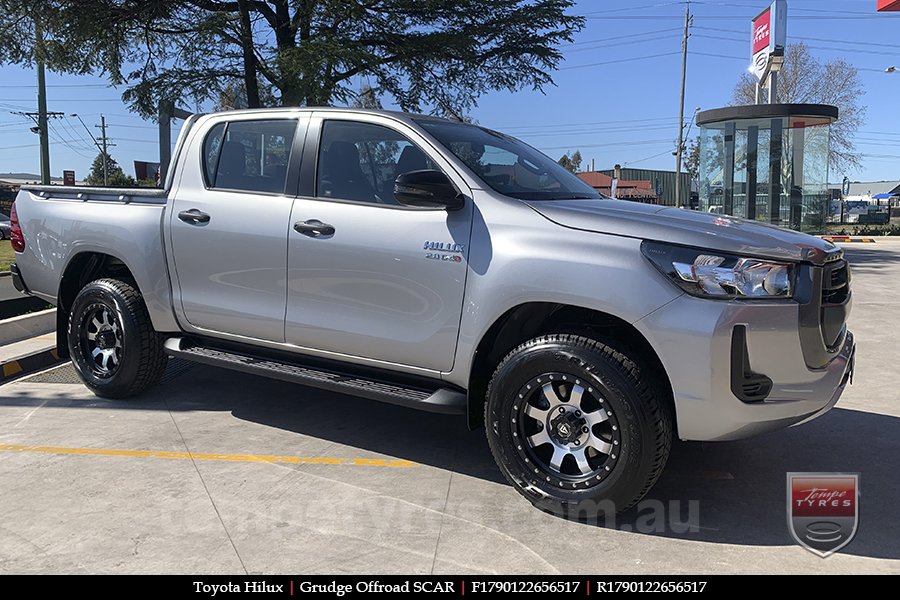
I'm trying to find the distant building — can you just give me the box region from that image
[577,171,659,203]
[597,167,694,207]
[842,181,900,200]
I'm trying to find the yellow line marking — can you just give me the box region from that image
[0,443,418,468]
[2,362,23,377]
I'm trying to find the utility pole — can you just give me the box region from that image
[674,1,692,209]
[35,20,50,185]
[16,109,64,177]
[95,115,112,186]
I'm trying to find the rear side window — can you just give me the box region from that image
[203,123,226,186]
[203,119,297,194]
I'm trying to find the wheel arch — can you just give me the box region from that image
[466,302,675,431]
[55,252,138,358]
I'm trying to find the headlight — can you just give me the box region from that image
[641,241,794,299]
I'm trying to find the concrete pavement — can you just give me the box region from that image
[0,243,898,574]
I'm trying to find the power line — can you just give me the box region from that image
[694,25,900,49]
[47,121,92,158]
[0,143,42,150]
[625,149,676,167]
[566,34,683,55]
[0,98,124,102]
[498,116,680,132]
[2,84,113,88]
[539,139,674,151]
[581,2,683,17]
[562,27,683,47]
[105,122,157,130]
[693,33,900,57]
[560,51,681,71]
[516,124,680,139]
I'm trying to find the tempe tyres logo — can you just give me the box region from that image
[787,473,859,557]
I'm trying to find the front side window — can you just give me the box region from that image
[417,119,600,201]
[316,120,439,205]
[205,119,296,194]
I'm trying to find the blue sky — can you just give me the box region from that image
[0,0,898,182]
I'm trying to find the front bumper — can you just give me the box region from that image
[635,293,855,441]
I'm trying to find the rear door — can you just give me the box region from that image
[169,116,307,341]
[284,114,473,371]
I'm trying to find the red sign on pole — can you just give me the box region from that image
[63,170,75,186]
[752,8,771,54]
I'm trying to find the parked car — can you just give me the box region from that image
[10,108,855,516]
[0,212,10,239]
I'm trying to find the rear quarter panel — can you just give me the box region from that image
[13,191,180,332]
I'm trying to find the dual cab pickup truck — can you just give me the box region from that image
[10,108,855,516]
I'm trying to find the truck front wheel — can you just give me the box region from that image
[485,334,673,517]
[67,278,167,399]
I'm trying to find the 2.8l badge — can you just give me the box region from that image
[424,241,465,263]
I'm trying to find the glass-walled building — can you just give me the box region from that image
[696,104,837,233]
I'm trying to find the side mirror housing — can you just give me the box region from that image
[393,170,464,210]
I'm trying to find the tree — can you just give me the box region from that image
[352,84,382,110]
[684,137,700,182]
[1,1,583,119]
[86,152,135,187]
[732,42,865,174]
[557,150,582,173]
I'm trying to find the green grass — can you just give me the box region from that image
[0,239,15,272]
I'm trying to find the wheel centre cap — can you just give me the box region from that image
[97,330,116,349]
[550,409,586,444]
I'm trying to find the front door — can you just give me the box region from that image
[285,116,472,371]
[170,117,304,341]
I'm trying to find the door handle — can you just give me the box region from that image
[178,209,211,224]
[294,219,335,237]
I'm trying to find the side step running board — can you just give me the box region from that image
[163,337,466,415]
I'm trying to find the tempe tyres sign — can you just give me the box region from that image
[750,0,787,81]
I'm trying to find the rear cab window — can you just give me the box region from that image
[202,119,297,194]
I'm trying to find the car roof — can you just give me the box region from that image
[203,106,459,125]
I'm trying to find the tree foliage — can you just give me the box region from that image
[732,42,865,175]
[557,149,582,173]
[684,137,700,181]
[0,1,582,119]
[86,151,135,186]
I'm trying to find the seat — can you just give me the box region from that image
[394,145,428,180]
[319,141,377,202]
[261,163,288,194]
[216,141,248,190]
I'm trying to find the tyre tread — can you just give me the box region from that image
[485,333,673,513]
[68,278,167,398]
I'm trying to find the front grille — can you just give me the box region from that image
[819,259,851,349]
[822,260,850,305]
[798,252,852,369]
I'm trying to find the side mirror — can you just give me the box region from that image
[393,170,464,210]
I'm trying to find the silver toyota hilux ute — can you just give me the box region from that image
[10,108,855,515]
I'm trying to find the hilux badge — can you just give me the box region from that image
[423,241,465,263]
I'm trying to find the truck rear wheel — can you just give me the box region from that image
[485,334,672,517]
[67,278,167,399]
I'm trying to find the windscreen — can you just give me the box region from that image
[417,120,601,201]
